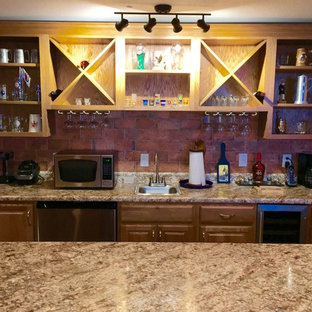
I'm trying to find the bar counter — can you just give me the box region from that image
[0,242,311,311]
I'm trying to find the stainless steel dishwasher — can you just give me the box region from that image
[37,201,117,241]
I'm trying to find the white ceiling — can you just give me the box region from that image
[1,0,312,23]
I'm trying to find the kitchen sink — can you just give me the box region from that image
[135,184,181,196]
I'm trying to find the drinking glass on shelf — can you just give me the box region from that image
[229,95,240,106]
[12,116,22,132]
[240,95,249,106]
[220,95,228,106]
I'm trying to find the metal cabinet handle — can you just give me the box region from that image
[159,230,162,238]
[219,213,235,219]
[152,230,155,238]
[202,232,205,240]
[26,209,32,226]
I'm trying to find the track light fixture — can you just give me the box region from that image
[197,15,210,33]
[171,15,182,33]
[144,14,157,33]
[114,4,211,33]
[115,14,129,31]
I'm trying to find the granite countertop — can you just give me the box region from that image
[1,242,312,311]
[0,174,312,204]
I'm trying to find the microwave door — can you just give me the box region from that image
[55,156,101,188]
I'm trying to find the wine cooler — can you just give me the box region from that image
[257,204,307,243]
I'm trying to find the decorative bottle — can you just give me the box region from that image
[252,152,265,185]
[217,142,230,183]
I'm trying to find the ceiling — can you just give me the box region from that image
[1,0,312,23]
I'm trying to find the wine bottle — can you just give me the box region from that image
[217,142,230,183]
[252,152,265,185]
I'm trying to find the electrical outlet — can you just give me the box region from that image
[282,154,292,168]
[140,153,149,167]
[239,153,248,167]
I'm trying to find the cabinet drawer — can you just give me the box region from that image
[200,225,255,243]
[200,204,256,225]
[119,203,194,223]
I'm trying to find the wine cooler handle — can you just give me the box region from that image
[219,213,235,219]
[26,209,32,226]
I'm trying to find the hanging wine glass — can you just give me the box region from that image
[227,112,239,134]
[77,113,87,129]
[239,112,252,136]
[215,113,226,132]
[202,113,214,132]
[89,113,99,129]
[101,111,111,128]
[64,111,76,129]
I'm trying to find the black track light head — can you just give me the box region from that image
[197,16,210,32]
[115,15,129,32]
[171,15,182,33]
[144,15,157,32]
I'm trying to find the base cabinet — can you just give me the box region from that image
[0,202,35,241]
[118,203,198,242]
[199,203,257,243]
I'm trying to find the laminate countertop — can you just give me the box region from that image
[0,176,312,204]
[1,242,312,312]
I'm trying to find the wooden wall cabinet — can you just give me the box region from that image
[0,35,50,137]
[0,202,35,241]
[199,203,257,243]
[118,202,198,242]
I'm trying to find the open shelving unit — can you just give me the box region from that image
[48,37,116,110]
[267,39,312,140]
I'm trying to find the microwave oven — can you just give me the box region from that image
[298,153,312,188]
[54,151,115,189]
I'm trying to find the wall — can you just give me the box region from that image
[0,111,311,174]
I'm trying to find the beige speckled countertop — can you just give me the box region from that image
[0,174,312,204]
[1,242,312,311]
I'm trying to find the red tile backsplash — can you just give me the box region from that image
[0,110,311,174]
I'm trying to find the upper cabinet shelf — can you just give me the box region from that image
[0,63,39,67]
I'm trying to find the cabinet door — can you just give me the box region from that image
[200,225,255,243]
[158,224,196,242]
[0,202,35,241]
[119,224,157,242]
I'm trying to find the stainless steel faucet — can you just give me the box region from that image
[155,153,160,184]
[149,153,166,186]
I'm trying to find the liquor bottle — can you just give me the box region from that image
[278,80,287,103]
[252,152,265,185]
[217,142,230,183]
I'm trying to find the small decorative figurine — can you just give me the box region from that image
[171,44,184,70]
[136,43,145,70]
[152,50,166,70]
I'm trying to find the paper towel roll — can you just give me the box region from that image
[189,150,206,186]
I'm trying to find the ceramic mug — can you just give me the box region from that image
[0,48,12,63]
[28,114,41,132]
[14,49,30,63]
